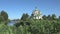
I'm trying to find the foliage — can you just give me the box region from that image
[42,15,47,20]
[51,14,56,20]
[0,11,60,34]
[0,19,60,34]
[21,13,29,21]
[59,16,60,19]
[1,10,8,21]
[0,16,4,22]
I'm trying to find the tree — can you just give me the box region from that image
[59,16,60,19]
[47,15,51,20]
[21,13,29,21]
[30,14,34,19]
[42,15,47,20]
[52,14,56,20]
[0,16,4,22]
[1,10,8,21]
[0,12,4,22]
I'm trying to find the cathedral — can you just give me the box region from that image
[31,8,42,19]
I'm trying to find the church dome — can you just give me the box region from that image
[31,7,42,19]
[32,8,41,16]
[33,9,39,14]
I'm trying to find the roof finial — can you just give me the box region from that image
[35,7,38,10]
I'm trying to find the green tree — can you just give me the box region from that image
[0,16,4,22]
[52,14,56,20]
[1,10,8,21]
[59,16,60,19]
[0,13,4,22]
[47,15,52,20]
[42,15,47,20]
[21,13,29,21]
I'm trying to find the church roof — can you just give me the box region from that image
[32,8,40,15]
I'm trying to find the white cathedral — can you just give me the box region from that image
[31,8,42,19]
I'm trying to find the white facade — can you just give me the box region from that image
[33,15,42,19]
[32,8,42,19]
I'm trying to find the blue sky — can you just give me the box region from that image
[0,0,60,20]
